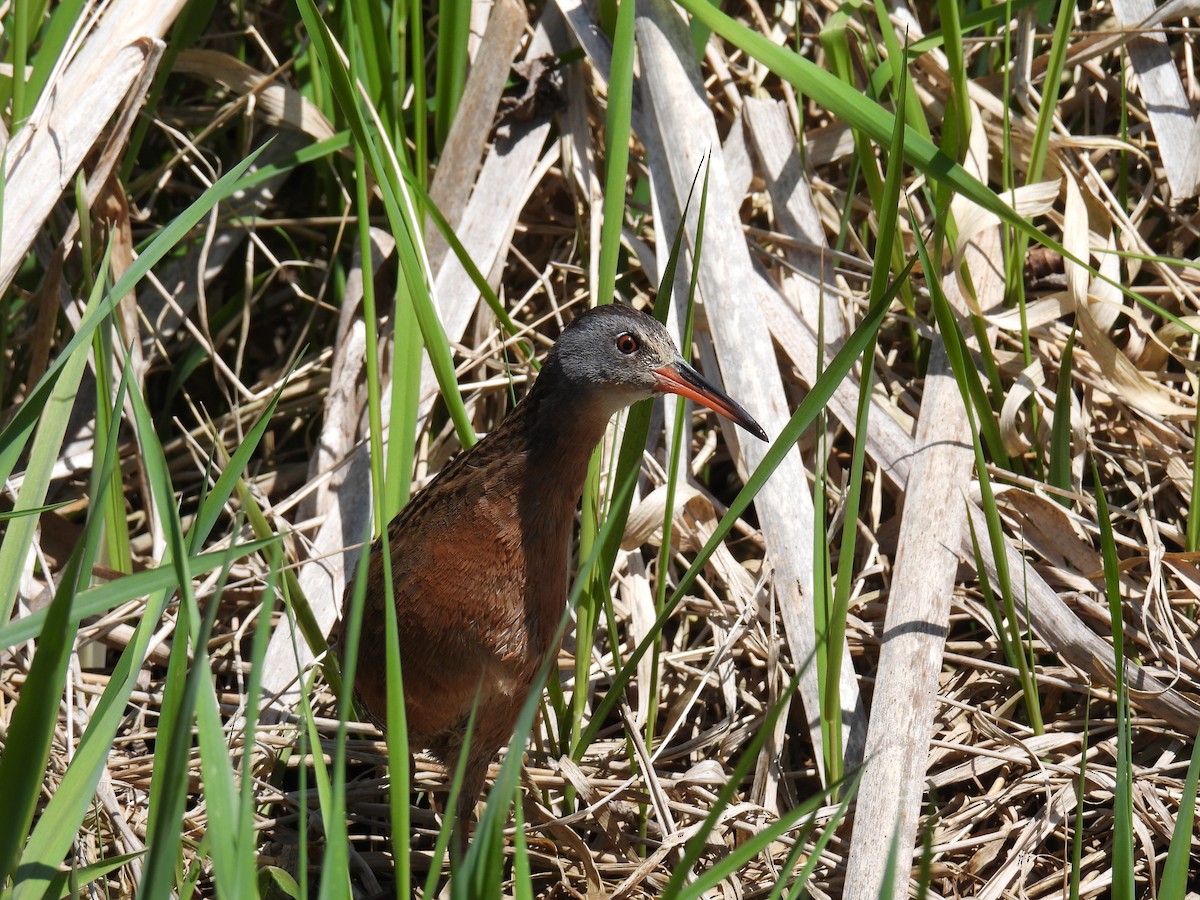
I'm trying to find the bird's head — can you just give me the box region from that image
[545,304,768,442]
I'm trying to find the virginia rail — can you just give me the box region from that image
[340,303,767,846]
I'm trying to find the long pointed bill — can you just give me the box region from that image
[652,360,768,442]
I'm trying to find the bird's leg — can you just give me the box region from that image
[449,753,490,860]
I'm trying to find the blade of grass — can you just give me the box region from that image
[129,371,207,899]
[597,0,635,309]
[1160,723,1200,898]
[319,517,372,900]
[1092,456,1134,900]
[1068,692,1089,900]
[679,768,862,899]
[647,157,709,759]
[295,667,350,899]
[407,0,428,189]
[422,700,478,896]
[43,851,146,900]
[22,0,88,120]
[0,241,112,625]
[511,798,533,900]
[90,277,133,579]
[821,37,910,789]
[0,363,125,889]
[8,0,31,124]
[183,464,278,898]
[1049,329,1077,502]
[781,769,859,897]
[663,663,824,896]
[237,543,286,897]
[0,500,72,520]
[920,225,1045,734]
[572,0,639,772]
[382,517,411,896]
[347,0,396,137]
[434,0,470,149]
[339,26,418,894]
[191,539,253,897]
[1006,0,1077,479]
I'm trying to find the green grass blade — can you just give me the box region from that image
[1049,330,1077,502]
[781,772,858,896]
[434,0,470,149]
[407,0,429,189]
[23,0,85,111]
[870,0,931,145]
[665,665,833,896]
[192,553,252,897]
[42,851,146,900]
[0,537,278,651]
[646,159,708,756]
[326,516,373,899]
[571,0,640,767]
[0,370,125,889]
[1092,456,1134,900]
[129,377,204,900]
[382,535,411,896]
[822,33,910,787]
[0,241,111,625]
[1069,693,1090,900]
[0,500,71,520]
[238,547,285,896]
[511,798,533,900]
[934,0,969,171]
[597,0,636,308]
[919,224,1044,734]
[90,294,132,577]
[678,769,861,899]
[903,0,1041,55]
[1160,724,1200,897]
[348,0,394,130]
[298,669,349,899]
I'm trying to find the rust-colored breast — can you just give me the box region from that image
[343,418,584,751]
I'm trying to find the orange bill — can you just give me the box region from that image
[652,360,768,442]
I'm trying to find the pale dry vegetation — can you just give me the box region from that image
[1,1,1198,898]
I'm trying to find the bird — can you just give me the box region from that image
[339,302,767,849]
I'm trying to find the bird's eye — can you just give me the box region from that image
[616,332,640,354]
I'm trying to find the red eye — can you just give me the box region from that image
[616,333,639,354]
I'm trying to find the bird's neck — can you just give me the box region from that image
[519,374,613,492]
